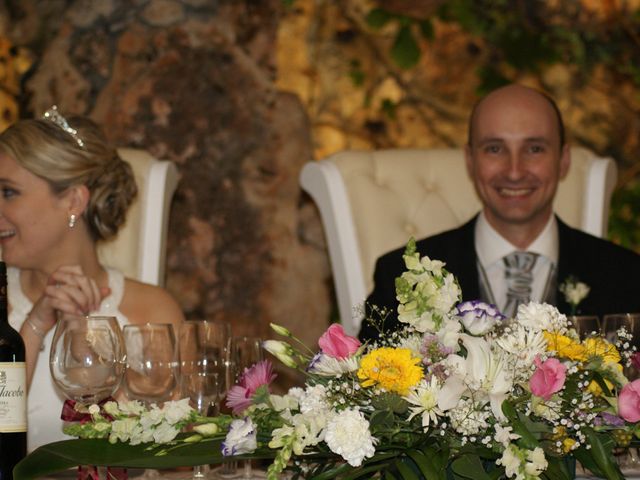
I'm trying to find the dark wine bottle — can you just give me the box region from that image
[0,261,27,480]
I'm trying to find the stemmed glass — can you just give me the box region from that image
[50,315,126,479]
[122,323,179,405]
[602,313,640,473]
[567,315,600,341]
[226,336,265,480]
[50,315,126,406]
[179,321,227,480]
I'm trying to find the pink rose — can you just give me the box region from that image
[530,356,566,400]
[631,352,640,371]
[318,324,361,359]
[618,379,640,422]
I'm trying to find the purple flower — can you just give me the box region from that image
[420,334,452,366]
[221,417,258,456]
[455,300,505,336]
[599,412,625,427]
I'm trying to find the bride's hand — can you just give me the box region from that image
[28,265,111,335]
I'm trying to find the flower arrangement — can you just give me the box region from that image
[15,239,640,480]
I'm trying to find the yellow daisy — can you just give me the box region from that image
[582,337,621,364]
[543,331,586,361]
[357,347,423,395]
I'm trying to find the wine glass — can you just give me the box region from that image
[179,320,231,412]
[567,315,600,340]
[179,321,227,479]
[123,323,179,405]
[50,315,125,406]
[602,313,640,473]
[226,336,265,480]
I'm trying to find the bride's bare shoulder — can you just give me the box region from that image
[120,278,184,327]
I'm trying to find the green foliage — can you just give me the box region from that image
[391,25,420,69]
[364,1,640,92]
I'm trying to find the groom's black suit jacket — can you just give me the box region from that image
[359,215,640,341]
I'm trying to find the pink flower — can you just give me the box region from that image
[529,356,566,400]
[618,379,640,422]
[318,324,361,359]
[226,360,276,414]
[631,352,640,371]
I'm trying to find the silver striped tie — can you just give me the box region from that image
[503,251,539,317]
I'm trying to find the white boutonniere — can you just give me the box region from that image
[559,276,590,315]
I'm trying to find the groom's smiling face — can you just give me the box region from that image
[465,85,570,241]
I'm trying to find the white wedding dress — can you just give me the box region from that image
[7,266,130,452]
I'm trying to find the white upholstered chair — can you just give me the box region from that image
[97,148,179,287]
[300,147,618,336]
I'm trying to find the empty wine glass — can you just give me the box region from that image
[226,336,265,480]
[50,315,125,405]
[179,320,231,413]
[567,315,600,340]
[123,323,178,406]
[179,321,228,479]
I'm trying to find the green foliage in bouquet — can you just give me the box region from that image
[15,239,640,480]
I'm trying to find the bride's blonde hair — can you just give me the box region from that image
[0,115,137,241]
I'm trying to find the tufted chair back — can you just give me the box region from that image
[300,147,617,335]
[97,148,179,287]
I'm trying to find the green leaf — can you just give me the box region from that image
[450,454,492,480]
[391,25,421,69]
[366,8,393,29]
[501,400,540,450]
[542,455,574,480]
[406,449,444,480]
[15,437,228,480]
[583,428,625,480]
[394,458,421,480]
[418,20,434,41]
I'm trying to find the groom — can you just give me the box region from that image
[359,84,640,341]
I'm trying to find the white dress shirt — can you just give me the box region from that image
[474,212,559,312]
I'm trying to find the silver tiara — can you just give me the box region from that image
[42,105,84,148]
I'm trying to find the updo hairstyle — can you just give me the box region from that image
[0,115,137,241]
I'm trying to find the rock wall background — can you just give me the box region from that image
[1,0,640,387]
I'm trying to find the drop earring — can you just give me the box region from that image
[68,214,77,228]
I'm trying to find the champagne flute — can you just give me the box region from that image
[123,323,179,406]
[179,321,227,479]
[226,336,265,480]
[50,315,125,406]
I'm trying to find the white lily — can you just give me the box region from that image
[437,334,512,421]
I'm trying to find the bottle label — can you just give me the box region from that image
[0,362,27,432]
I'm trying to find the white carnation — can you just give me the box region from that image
[324,408,376,467]
[299,384,330,416]
[515,302,568,333]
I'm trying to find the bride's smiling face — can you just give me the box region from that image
[0,153,72,269]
